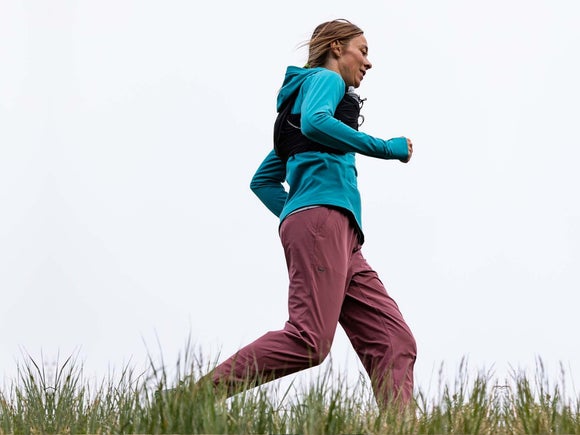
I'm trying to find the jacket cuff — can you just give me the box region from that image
[385,137,409,160]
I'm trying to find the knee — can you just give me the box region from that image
[286,323,334,367]
[307,346,330,366]
[302,335,333,367]
[400,329,417,363]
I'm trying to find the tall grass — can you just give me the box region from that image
[0,350,579,434]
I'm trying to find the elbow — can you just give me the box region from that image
[301,120,315,139]
[249,177,260,194]
[300,112,325,141]
[250,176,272,195]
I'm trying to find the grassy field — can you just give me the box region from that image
[1,349,579,434]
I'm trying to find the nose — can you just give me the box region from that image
[365,58,372,70]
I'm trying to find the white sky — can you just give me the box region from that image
[1,0,579,394]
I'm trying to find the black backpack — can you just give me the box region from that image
[273,88,363,163]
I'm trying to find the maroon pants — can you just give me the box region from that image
[211,207,416,404]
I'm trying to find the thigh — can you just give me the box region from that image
[279,207,358,344]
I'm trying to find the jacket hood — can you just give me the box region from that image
[276,66,325,111]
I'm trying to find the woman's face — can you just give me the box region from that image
[336,34,372,88]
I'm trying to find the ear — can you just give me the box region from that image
[330,40,342,58]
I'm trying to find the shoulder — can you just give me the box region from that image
[304,68,345,89]
[300,69,346,109]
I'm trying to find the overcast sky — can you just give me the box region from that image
[1,0,579,395]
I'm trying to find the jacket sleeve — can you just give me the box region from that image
[299,70,409,160]
[250,149,287,217]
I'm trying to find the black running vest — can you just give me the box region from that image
[273,89,362,163]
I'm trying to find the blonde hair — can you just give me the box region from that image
[302,19,364,68]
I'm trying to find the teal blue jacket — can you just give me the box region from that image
[250,66,409,243]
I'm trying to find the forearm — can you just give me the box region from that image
[250,150,288,217]
[302,113,409,160]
